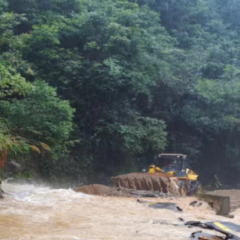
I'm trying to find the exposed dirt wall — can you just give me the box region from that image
[111,172,179,195]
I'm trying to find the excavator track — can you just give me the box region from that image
[111,172,180,195]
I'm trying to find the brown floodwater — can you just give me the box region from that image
[1,181,240,240]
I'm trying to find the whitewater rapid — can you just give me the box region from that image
[0,181,92,240]
[2,181,91,206]
[1,181,240,240]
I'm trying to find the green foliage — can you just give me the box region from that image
[0,64,34,161]
[0,118,27,157]
[16,0,171,172]
[0,5,75,172]
[0,80,74,149]
[2,0,240,183]
[0,64,33,97]
[14,171,32,179]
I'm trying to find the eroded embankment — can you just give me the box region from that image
[74,184,178,198]
[207,189,240,212]
[75,184,132,197]
[111,172,179,195]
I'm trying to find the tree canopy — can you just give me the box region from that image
[1,0,240,184]
[0,1,74,175]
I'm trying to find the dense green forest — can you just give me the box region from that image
[1,0,240,186]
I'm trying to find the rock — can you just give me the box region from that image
[137,199,149,204]
[185,221,202,226]
[190,201,203,207]
[176,206,183,212]
[8,160,22,170]
[190,201,198,206]
[196,202,203,207]
[5,160,22,177]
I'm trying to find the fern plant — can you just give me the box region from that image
[0,118,50,168]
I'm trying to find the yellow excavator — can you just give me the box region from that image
[111,153,202,196]
[148,153,202,195]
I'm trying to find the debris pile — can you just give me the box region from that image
[137,198,240,240]
[189,221,240,240]
[137,199,183,212]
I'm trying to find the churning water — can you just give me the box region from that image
[1,180,240,240]
[0,181,92,240]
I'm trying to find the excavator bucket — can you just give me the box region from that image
[111,172,180,195]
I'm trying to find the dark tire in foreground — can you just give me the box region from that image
[190,181,202,195]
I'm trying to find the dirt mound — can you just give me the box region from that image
[111,172,179,195]
[74,184,131,197]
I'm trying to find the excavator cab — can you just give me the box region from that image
[150,153,202,195]
[153,153,188,176]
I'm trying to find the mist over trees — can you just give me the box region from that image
[1,0,240,185]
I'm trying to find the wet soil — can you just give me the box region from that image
[74,184,176,198]
[74,184,132,197]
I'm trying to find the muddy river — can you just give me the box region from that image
[1,181,240,240]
